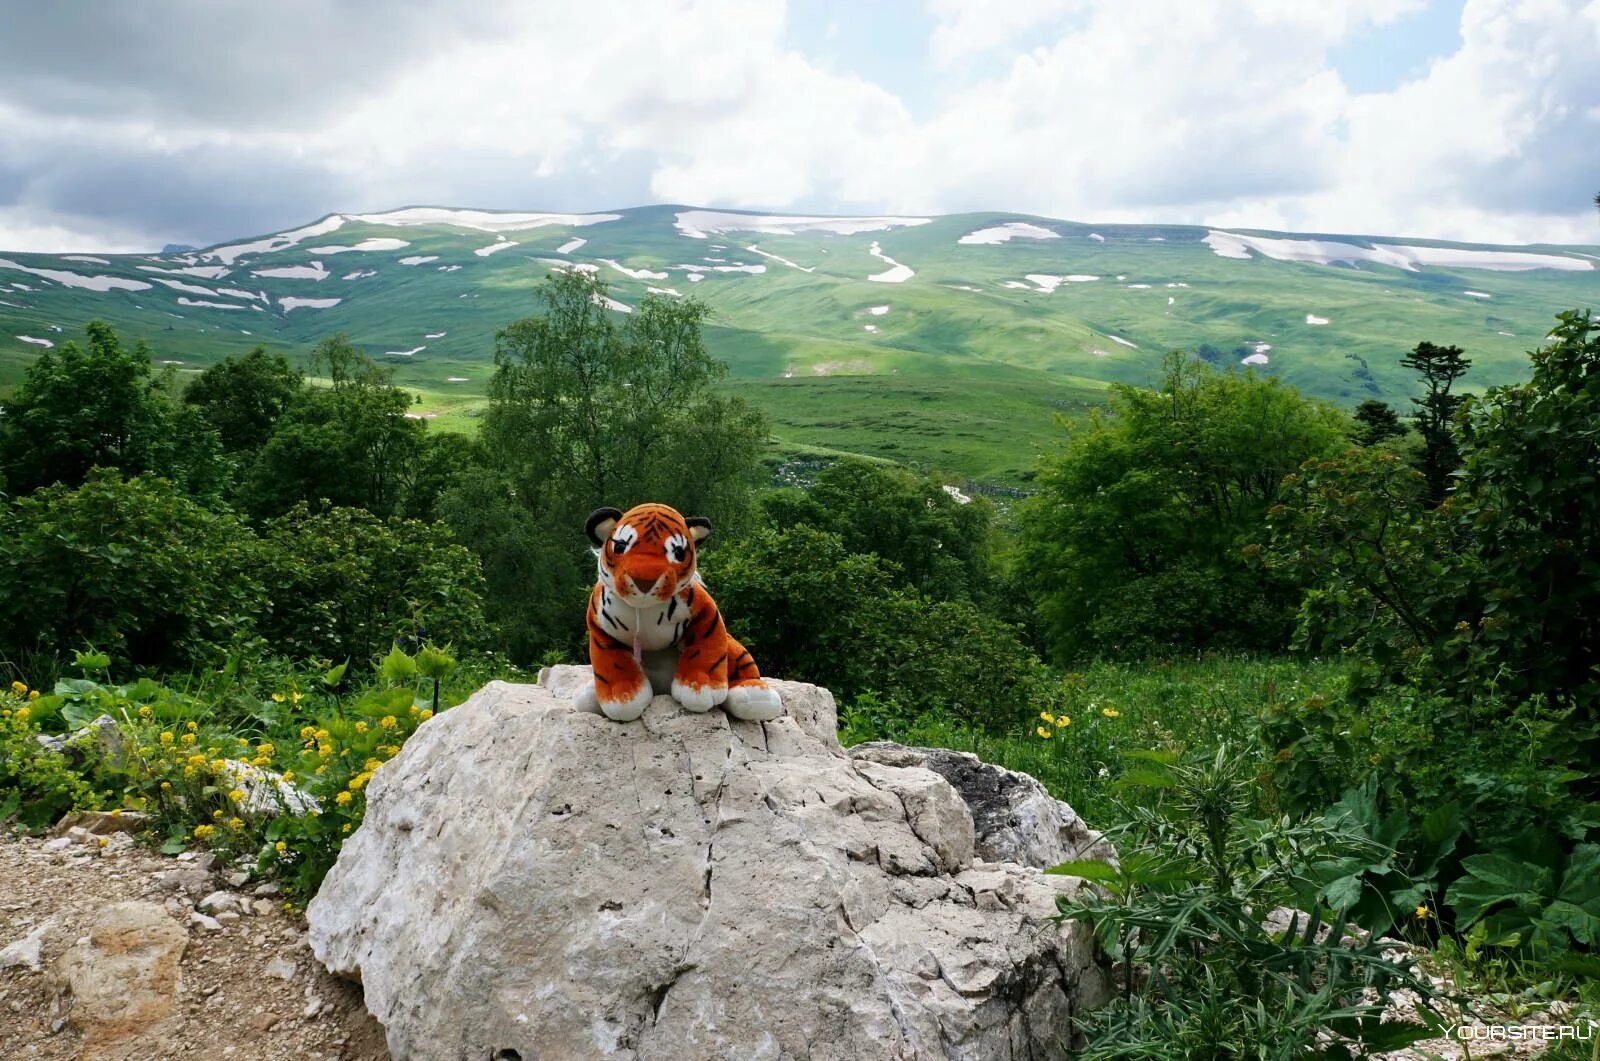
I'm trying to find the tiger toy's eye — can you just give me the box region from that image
[610,527,637,555]
[665,533,689,564]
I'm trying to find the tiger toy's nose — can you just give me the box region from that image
[629,572,667,595]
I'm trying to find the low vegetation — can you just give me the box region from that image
[2,269,1595,1056]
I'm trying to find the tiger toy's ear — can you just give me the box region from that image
[686,516,712,544]
[585,507,622,547]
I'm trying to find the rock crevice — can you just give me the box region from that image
[308,669,1111,1060]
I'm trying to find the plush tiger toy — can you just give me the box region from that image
[580,503,782,723]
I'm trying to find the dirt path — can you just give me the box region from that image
[0,827,389,1060]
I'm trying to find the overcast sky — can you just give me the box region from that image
[1,0,1596,253]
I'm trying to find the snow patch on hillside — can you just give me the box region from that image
[424,331,447,339]
[342,270,378,281]
[206,216,345,263]
[600,258,669,280]
[868,305,890,315]
[0,259,153,292]
[1242,352,1270,365]
[1204,230,1592,272]
[1306,313,1330,325]
[676,211,930,239]
[279,297,341,312]
[1023,273,1099,293]
[1108,334,1137,348]
[745,244,814,272]
[16,335,53,347]
[177,297,246,310]
[135,264,234,279]
[868,242,913,283]
[398,256,438,266]
[152,278,225,297]
[556,238,586,255]
[1089,233,1106,242]
[386,347,425,357]
[957,222,1059,245]
[253,262,329,281]
[646,286,683,297]
[474,240,520,257]
[591,293,632,313]
[309,238,410,254]
[63,255,111,265]
[1463,290,1492,299]
[345,208,621,233]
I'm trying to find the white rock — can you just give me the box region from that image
[308,678,1111,1060]
[58,903,187,1054]
[197,891,241,915]
[0,919,54,971]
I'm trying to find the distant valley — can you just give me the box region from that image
[2,205,1595,483]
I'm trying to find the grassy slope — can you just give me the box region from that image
[3,205,1594,484]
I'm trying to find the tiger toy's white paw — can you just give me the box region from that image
[599,681,653,722]
[725,684,783,722]
[671,679,726,713]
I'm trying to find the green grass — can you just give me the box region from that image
[844,654,1351,827]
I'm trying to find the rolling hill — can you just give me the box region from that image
[2,205,1595,483]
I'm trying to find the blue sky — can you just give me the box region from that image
[0,0,1594,252]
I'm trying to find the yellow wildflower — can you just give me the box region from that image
[9,680,25,695]
[226,817,244,831]
[315,729,329,741]
[27,690,38,701]
[160,781,172,791]
[300,725,317,740]
[364,758,382,772]
[185,721,198,732]
[349,772,371,791]
[1101,707,1120,719]
[210,759,227,773]
[187,754,207,766]
[1055,715,1070,728]
[1415,905,1431,920]
[281,770,295,782]
[419,709,433,721]
[379,715,398,730]
[15,706,30,723]
[183,766,196,778]
[1035,726,1052,739]
[335,791,353,806]
[192,824,215,840]
[1040,711,1056,724]
[290,691,303,704]
[137,705,152,718]
[227,788,246,803]
[158,731,174,745]
[341,823,351,834]
[354,721,369,734]
[270,692,286,703]
[409,705,420,716]
[180,733,196,746]
[256,743,275,757]
[212,809,224,820]
[275,841,288,855]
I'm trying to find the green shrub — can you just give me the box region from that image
[0,471,265,671]
[1054,746,1446,1059]
[255,504,490,666]
[1019,352,1348,661]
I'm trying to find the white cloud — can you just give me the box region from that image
[0,0,1595,251]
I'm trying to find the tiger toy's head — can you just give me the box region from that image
[585,503,712,609]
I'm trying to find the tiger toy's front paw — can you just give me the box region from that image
[598,680,653,722]
[725,683,783,722]
[670,679,727,714]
